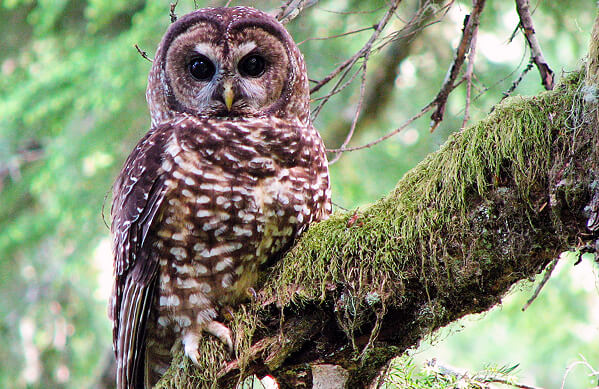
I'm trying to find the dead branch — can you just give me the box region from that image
[521,257,558,311]
[276,0,319,24]
[325,0,450,150]
[501,61,534,101]
[430,0,485,132]
[328,59,368,165]
[170,1,178,23]
[515,0,554,90]
[326,99,434,153]
[309,0,402,95]
[134,44,153,62]
[298,26,374,45]
[461,2,479,129]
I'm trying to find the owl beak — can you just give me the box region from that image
[223,82,234,111]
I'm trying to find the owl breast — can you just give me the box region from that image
[143,114,330,376]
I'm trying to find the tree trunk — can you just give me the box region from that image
[154,17,599,389]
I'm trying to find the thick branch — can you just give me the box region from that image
[155,69,598,388]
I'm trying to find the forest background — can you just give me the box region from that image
[0,0,597,388]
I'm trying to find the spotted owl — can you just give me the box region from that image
[109,6,331,389]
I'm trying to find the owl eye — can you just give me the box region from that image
[238,54,266,77]
[188,55,216,81]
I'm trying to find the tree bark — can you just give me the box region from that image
[154,17,599,389]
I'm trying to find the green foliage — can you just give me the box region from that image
[0,0,595,388]
[382,355,526,389]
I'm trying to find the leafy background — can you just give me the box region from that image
[0,0,596,387]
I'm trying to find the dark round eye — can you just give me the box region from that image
[238,54,266,77]
[188,55,216,81]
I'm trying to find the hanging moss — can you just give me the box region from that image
[266,71,583,306]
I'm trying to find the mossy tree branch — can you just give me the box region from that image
[155,13,599,384]
[153,68,599,388]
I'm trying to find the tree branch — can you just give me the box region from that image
[325,0,449,149]
[515,0,554,90]
[430,0,485,131]
[155,68,599,388]
[309,0,402,95]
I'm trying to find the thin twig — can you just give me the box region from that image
[560,355,599,389]
[276,0,319,24]
[134,44,153,62]
[102,190,111,229]
[515,0,554,90]
[311,64,362,118]
[169,0,178,23]
[328,56,369,165]
[461,0,480,129]
[325,76,466,154]
[310,0,403,94]
[332,201,350,212]
[486,378,543,389]
[430,0,486,132]
[327,101,435,153]
[315,5,386,16]
[476,51,529,112]
[500,60,534,102]
[298,25,374,45]
[522,257,558,311]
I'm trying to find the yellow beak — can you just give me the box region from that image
[223,82,234,111]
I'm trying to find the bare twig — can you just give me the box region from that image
[310,0,403,95]
[515,0,554,90]
[501,60,534,102]
[461,0,480,129]
[325,1,453,149]
[315,5,386,16]
[169,1,178,23]
[298,25,374,45]
[134,44,153,62]
[522,257,558,311]
[486,378,543,389]
[311,65,362,118]
[430,0,486,132]
[561,355,599,389]
[328,56,369,165]
[327,100,435,153]
[276,0,319,24]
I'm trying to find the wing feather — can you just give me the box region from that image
[110,125,172,389]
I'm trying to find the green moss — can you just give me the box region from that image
[154,305,259,389]
[266,71,583,310]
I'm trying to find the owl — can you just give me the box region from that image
[109,6,331,389]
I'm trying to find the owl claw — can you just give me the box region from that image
[182,332,202,365]
[204,320,234,353]
[182,321,234,365]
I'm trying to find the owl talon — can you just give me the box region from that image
[205,320,234,353]
[182,332,201,365]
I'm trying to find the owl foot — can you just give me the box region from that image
[204,320,234,353]
[182,321,234,365]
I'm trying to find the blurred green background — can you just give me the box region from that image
[0,0,596,388]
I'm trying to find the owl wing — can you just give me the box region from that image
[110,126,170,389]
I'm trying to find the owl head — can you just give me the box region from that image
[146,6,310,127]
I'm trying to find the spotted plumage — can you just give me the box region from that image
[109,7,331,389]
